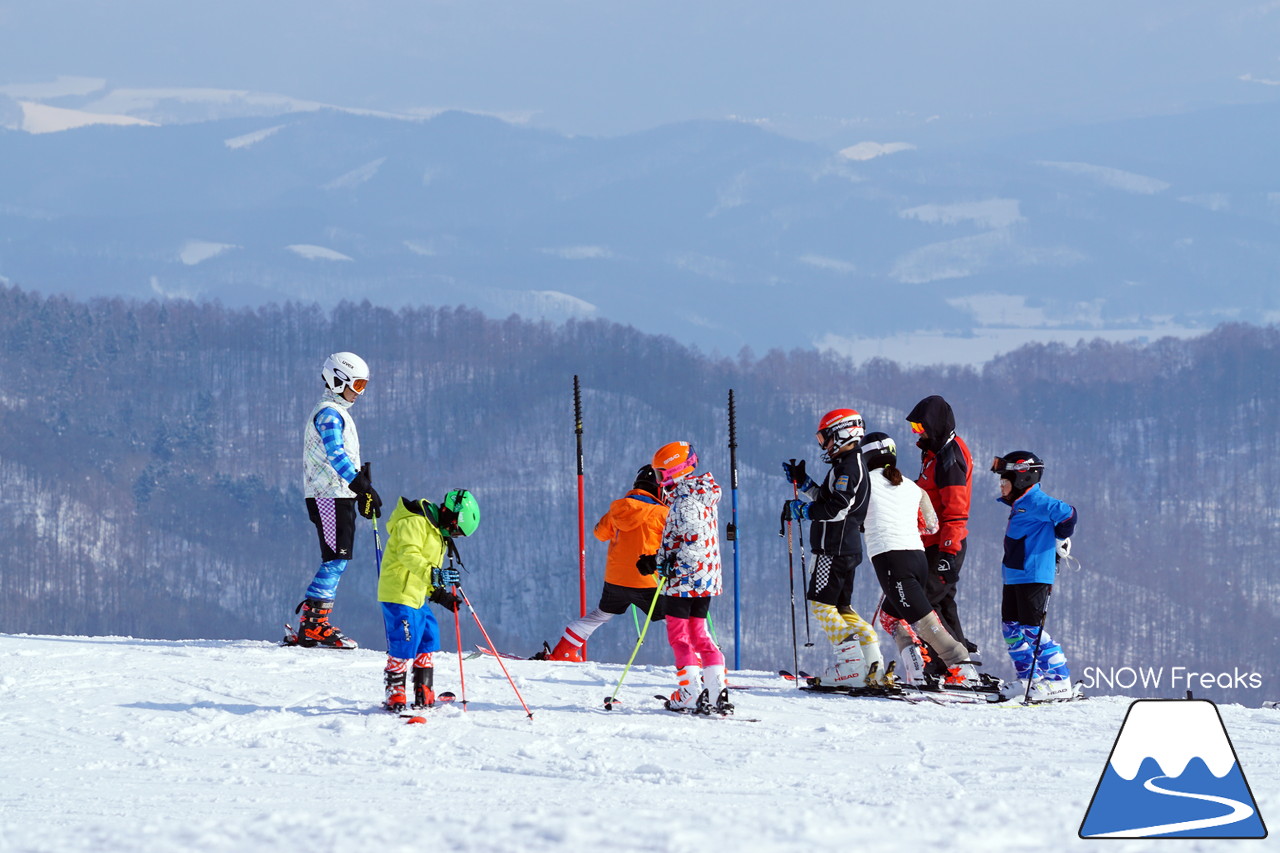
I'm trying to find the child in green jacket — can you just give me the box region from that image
[377,489,480,711]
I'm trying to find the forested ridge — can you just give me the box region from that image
[3,285,1276,702]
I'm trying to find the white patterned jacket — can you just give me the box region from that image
[659,472,722,598]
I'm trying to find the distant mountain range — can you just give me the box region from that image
[1,89,1278,362]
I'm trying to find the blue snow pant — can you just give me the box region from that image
[1002,583,1069,681]
[382,602,443,660]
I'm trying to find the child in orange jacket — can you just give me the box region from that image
[541,465,670,661]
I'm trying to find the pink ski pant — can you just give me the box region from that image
[666,615,725,668]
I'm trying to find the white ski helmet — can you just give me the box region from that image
[322,352,370,395]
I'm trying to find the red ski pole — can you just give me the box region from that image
[458,585,534,720]
[451,582,468,711]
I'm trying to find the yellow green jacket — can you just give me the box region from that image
[376,498,447,608]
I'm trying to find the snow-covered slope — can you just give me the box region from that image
[2,634,1276,852]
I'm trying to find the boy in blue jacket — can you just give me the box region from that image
[992,451,1079,701]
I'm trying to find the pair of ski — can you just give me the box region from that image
[781,670,1009,705]
[389,691,457,724]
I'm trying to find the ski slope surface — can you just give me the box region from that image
[1,634,1275,853]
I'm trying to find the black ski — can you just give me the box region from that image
[653,696,759,722]
[801,679,1008,705]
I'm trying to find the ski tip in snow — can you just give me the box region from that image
[394,691,457,723]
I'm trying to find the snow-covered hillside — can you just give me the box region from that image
[2,634,1276,852]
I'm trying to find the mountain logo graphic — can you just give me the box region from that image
[1079,699,1268,839]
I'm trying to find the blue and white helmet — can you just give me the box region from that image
[322,352,369,396]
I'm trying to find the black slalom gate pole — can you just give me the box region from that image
[780,506,801,687]
[727,390,742,670]
[573,377,587,650]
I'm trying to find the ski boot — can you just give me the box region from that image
[384,662,409,713]
[412,654,435,709]
[544,636,585,662]
[296,598,358,649]
[664,665,703,711]
[944,662,983,688]
[1024,677,1078,702]
[703,664,733,715]
[831,637,868,687]
[963,640,982,667]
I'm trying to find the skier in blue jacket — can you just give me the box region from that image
[992,451,1080,701]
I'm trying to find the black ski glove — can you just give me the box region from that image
[429,587,461,612]
[636,554,659,576]
[349,463,382,519]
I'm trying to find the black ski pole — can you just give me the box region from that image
[1022,592,1051,705]
[727,389,742,670]
[780,504,800,687]
[792,482,814,648]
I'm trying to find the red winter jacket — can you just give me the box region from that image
[907,396,972,555]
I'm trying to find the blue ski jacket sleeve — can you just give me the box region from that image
[314,407,359,484]
[999,484,1077,585]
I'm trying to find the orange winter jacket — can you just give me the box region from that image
[594,489,669,589]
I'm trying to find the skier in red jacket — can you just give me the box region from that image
[905,395,978,667]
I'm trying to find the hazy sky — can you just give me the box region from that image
[2,1,1278,141]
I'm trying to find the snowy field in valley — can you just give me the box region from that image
[1,634,1275,853]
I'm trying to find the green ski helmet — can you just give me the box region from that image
[439,489,480,538]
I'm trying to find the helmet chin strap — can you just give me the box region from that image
[325,389,356,409]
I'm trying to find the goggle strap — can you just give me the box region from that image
[862,437,894,455]
[658,455,697,486]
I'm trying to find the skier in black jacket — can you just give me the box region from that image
[783,408,884,688]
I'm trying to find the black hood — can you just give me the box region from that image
[906,395,956,453]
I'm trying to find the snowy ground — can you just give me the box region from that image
[1,634,1275,853]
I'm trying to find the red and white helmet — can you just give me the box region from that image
[816,409,864,462]
[322,352,370,396]
[652,441,698,486]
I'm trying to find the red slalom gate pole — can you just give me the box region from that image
[459,586,534,720]
[573,376,587,654]
[451,582,468,711]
